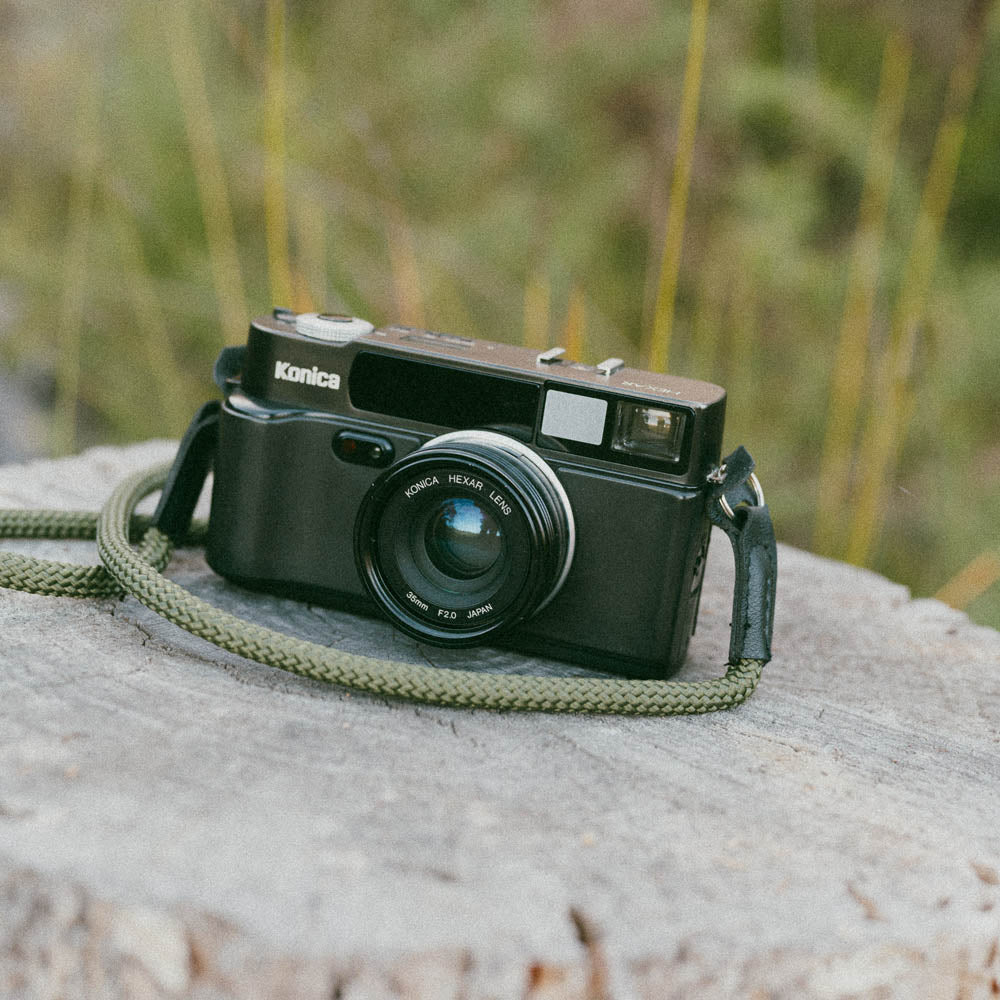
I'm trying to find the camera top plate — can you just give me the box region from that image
[248,313,724,405]
[232,313,727,487]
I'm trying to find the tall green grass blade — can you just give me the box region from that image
[646,0,709,373]
[387,206,425,327]
[291,188,324,312]
[52,72,100,456]
[813,30,911,558]
[563,286,586,363]
[935,550,1000,610]
[106,194,194,437]
[161,0,247,345]
[523,271,551,350]
[265,0,294,310]
[847,0,993,566]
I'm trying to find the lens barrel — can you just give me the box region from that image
[355,430,575,646]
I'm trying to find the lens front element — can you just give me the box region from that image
[424,497,503,580]
[355,431,575,646]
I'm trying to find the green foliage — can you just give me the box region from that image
[0,0,998,629]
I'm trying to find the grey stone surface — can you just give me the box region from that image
[1,441,999,999]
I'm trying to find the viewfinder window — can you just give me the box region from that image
[611,404,686,463]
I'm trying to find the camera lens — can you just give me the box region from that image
[424,497,503,580]
[355,430,575,646]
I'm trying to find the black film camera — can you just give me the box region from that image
[188,310,730,678]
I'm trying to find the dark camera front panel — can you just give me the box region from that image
[208,400,708,677]
[349,353,540,432]
[512,465,707,676]
[206,405,427,607]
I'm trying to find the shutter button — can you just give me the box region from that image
[296,313,375,343]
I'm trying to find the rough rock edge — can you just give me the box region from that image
[3,861,998,1000]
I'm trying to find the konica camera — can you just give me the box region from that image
[203,309,729,678]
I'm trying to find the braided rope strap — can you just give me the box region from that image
[0,509,186,599]
[1,461,773,716]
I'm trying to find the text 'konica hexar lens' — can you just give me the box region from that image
[355,430,575,647]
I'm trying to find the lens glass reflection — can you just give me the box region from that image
[423,497,502,580]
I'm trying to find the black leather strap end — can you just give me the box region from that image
[723,503,777,662]
[709,445,758,513]
[152,401,220,542]
[707,448,777,665]
[213,346,246,392]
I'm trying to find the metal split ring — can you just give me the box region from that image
[718,472,765,520]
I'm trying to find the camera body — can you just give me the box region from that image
[206,311,726,678]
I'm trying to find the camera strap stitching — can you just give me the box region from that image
[0,455,774,716]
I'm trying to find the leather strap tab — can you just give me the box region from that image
[707,448,777,664]
[213,346,246,392]
[151,401,219,542]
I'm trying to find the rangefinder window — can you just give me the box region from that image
[349,353,539,430]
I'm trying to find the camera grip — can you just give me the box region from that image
[707,447,777,664]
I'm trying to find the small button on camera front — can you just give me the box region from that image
[333,431,394,468]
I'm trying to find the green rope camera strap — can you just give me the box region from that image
[0,447,776,716]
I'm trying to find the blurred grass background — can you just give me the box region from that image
[1,0,998,629]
